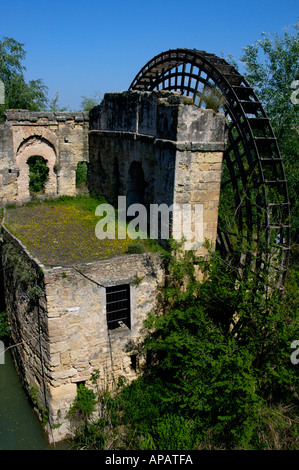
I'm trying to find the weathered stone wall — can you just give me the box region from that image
[89,91,226,254]
[44,252,164,441]
[1,225,50,426]
[2,223,164,443]
[0,123,17,203]
[0,93,227,254]
[0,111,89,206]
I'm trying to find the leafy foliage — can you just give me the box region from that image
[0,311,10,338]
[75,161,88,187]
[27,155,49,193]
[0,37,48,120]
[68,383,97,418]
[47,90,69,112]
[80,90,102,111]
[70,422,106,450]
[127,248,298,449]
[70,244,299,450]
[240,24,299,240]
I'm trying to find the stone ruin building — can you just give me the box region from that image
[0,49,290,443]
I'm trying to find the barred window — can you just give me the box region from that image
[106,284,131,330]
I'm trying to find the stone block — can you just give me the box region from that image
[49,382,77,400]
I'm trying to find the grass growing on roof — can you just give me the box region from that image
[4,195,160,266]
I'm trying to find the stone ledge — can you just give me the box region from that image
[5,110,89,123]
[89,130,226,152]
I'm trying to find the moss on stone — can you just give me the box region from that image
[4,196,151,266]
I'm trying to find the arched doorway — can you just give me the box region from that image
[27,156,49,194]
[16,138,57,202]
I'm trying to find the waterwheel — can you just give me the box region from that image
[129,49,291,286]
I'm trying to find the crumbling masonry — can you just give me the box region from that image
[0,91,227,442]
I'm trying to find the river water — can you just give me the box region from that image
[0,343,68,450]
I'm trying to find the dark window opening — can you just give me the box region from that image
[127,161,146,209]
[76,380,86,388]
[130,354,138,371]
[106,284,131,330]
[146,350,152,368]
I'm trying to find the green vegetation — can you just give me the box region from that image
[3,195,158,266]
[29,385,49,426]
[47,90,69,112]
[67,383,97,419]
[68,243,299,450]
[1,240,44,321]
[240,24,299,242]
[75,161,88,187]
[0,26,297,451]
[27,155,49,194]
[0,37,71,120]
[67,383,105,450]
[0,311,10,339]
[203,85,226,112]
[80,90,102,111]
[0,37,48,121]
[127,241,147,254]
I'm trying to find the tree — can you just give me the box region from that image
[0,37,48,120]
[80,90,102,111]
[240,24,299,241]
[47,90,69,112]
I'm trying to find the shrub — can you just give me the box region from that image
[76,161,88,187]
[27,155,49,193]
[115,246,299,449]
[68,244,299,450]
[127,242,146,254]
[0,311,10,338]
[67,384,97,419]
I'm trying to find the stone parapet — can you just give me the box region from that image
[5,110,89,124]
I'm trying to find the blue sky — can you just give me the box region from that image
[0,0,298,110]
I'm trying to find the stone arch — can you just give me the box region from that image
[16,138,57,202]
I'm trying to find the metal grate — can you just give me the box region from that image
[106,284,131,330]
